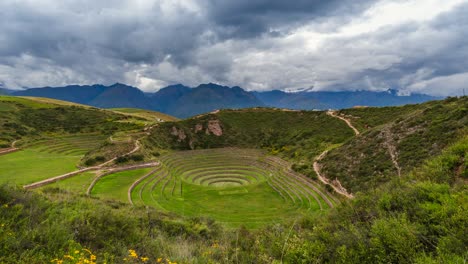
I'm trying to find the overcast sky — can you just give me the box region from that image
[0,0,467,96]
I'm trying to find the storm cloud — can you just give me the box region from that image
[0,0,467,96]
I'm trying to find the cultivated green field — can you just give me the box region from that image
[79,148,337,228]
[0,149,80,185]
[91,168,154,203]
[39,172,97,195]
[0,134,106,185]
[126,148,336,228]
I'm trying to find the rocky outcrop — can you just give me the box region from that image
[171,126,187,142]
[206,120,223,136]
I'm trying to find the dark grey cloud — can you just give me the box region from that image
[202,0,378,39]
[0,1,206,66]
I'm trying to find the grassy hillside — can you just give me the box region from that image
[319,97,467,193]
[0,96,143,147]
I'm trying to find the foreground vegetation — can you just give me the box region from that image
[1,135,466,263]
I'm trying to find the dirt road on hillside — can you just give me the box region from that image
[327,111,360,135]
[312,111,360,199]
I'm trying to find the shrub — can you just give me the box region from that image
[94,156,105,162]
[84,159,96,166]
[130,154,144,162]
[115,156,129,164]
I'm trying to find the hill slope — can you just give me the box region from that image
[0,95,143,147]
[319,96,467,193]
[146,108,353,152]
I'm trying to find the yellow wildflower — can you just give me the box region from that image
[128,249,138,258]
[140,256,149,262]
[64,255,74,260]
[157,258,162,263]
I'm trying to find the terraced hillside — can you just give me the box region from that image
[0,134,107,185]
[23,134,106,156]
[124,148,337,228]
[78,148,337,228]
[0,95,175,187]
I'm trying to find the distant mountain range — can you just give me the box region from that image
[10,83,441,118]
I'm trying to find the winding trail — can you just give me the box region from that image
[312,111,359,199]
[23,166,100,189]
[382,127,402,177]
[98,139,141,167]
[327,111,360,135]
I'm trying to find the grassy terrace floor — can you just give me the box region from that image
[0,134,106,185]
[0,148,81,185]
[128,148,336,228]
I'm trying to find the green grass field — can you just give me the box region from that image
[39,171,97,195]
[80,148,336,228]
[127,148,336,228]
[0,134,107,186]
[0,149,80,185]
[90,168,153,203]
